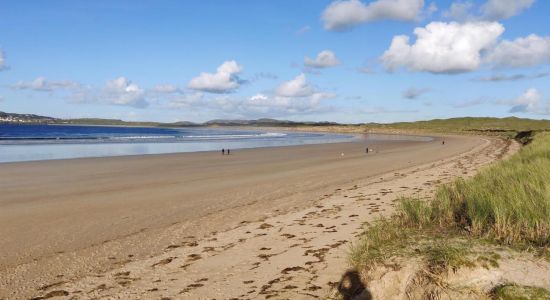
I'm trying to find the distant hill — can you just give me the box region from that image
[0,111,57,124]
[0,111,340,127]
[1,111,549,137]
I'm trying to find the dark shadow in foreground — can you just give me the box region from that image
[337,269,372,300]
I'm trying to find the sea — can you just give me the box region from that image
[0,124,359,163]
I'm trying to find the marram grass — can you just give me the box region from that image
[351,133,550,269]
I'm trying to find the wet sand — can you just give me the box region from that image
[0,134,488,298]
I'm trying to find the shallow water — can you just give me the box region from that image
[0,124,431,163]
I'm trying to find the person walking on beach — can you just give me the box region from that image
[222,148,225,155]
[227,149,230,155]
[366,147,369,154]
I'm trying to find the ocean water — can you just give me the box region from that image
[0,124,358,163]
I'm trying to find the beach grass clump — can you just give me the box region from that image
[492,284,550,300]
[351,133,550,272]
[398,132,550,246]
[427,132,550,246]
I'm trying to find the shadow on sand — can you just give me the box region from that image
[337,269,372,300]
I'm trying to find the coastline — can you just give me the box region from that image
[0,133,492,298]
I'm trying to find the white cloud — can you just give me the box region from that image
[322,0,425,31]
[485,34,550,68]
[304,50,341,68]
[239,93,329,116]
[102,77,148,108]
[12,77,81,91]
[276,73,316,97]
[187,60,243,93]
[382,21,504,73]
[71,77,148,108]
[481,0,535,20]
[508,88,543,113]
[179,77,336,118]
[402,87,430,99]
[249,93,269,102]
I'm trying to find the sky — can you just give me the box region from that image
[1,0,550,123]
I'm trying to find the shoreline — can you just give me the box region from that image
[1,134,488,298]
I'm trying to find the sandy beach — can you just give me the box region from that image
[0,134,512,299]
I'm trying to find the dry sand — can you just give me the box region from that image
[0,134,513,299]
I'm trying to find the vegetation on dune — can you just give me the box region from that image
[493,284,550,300]
[409,132,550,246]
[351,132,550,274]
[366,117,550,136]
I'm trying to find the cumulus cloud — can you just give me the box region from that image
[382,21,504,73]
[101,77,148,108]
[507,88,543,113]
[402,87,430,99]
[71,77,148,108]
[187,60,243,93]
[481,0,535,20]
[276,73,316,97]
[238,93,331,116]
[322,0,425,31]
[165,92,330,118]
[12,77,81,91]
[304,50,341,68]
[181,74,335,117]
[485,34,550,68]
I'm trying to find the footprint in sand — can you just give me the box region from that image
[281,233,296,239]
[258,223,273,229]
[152,257,174,267]
[187,254,201,261]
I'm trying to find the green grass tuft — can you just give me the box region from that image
[493,284,550,300]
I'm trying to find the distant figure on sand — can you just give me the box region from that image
[222,148,225,155]
[442,140,445,145]
[366,147,369,154]
[227,149,231,155]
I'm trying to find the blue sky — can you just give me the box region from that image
[1,0,550,123]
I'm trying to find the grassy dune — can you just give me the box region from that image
[366,117,550,135]
[349,132,550,298]
[401,132,550,247]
